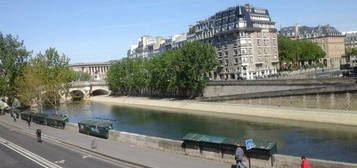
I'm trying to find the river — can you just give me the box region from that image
[45,101,357,163]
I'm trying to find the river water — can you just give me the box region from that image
[47,101,357,163]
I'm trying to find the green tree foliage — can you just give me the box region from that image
[71,71,91,81]
[346,48,357,61]
[0,32,31,104]
[278,35,325,65]
[16,48,73,109]
[107,41,217,98]
[107,57,149,95]
[168,41,217,97]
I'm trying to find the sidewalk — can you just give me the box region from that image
[0,114,231,168]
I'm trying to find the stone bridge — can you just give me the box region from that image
[69,81,110,100]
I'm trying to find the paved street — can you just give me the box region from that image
[0,123,123,168]
[0,114,231,168]
[0,144,40,168]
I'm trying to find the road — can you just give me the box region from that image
[0,124,124,168]
[0,144,40,168]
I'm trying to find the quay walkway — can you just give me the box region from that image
[0,114,230,168]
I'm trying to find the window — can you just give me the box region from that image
[241,49,246,55]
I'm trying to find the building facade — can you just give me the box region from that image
[159,33,188,53]
[344,31,357,49]
[128,34,188,58]
[280,25,346,68]
[127,36,166,58]
[189,4,279,80]
[69,61,115,81]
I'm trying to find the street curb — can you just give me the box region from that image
[0,119,153,168]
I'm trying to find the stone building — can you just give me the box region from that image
[128,34,188,58]
[344,31,357,49]
[189,4,279,80]
[69,61,115,81]
[127,36,166,58]
[159,33,188,53]
[280,25,346,68]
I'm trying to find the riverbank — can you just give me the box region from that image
[1,115,357,168]
[90,96,357,127]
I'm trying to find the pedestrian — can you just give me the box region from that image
[235,144,247,168]
[301,156,311,168]
[11,111,16,122]
[91,139,97,149]
[36,129,42,143]
[27,116,31,128]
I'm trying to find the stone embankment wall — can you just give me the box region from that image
[66,122,357,168]
[274,154,357,168]
[203,78,357,100]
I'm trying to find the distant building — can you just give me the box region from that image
[189,4,279,80]
[127,36,166,58]
[344,31,357,49]
[128,34,188,58]
[280,24,346,68]
[69,61,116,81]
[159,33,188,53]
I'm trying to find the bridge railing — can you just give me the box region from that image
[70,80,107,87]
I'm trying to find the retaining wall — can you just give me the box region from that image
[202,84,357,101]
[65,123,357,168]
[65,122,79,135]
[274,154,357,168]
[108,130,184,154]
[105,129,357,168]
[203,78,357,98]
[207,78,357,86]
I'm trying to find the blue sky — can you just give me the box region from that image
[1,0,356,63]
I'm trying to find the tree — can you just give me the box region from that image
[0,32,31,105]
[16,48,73,110]
[346,48,357,62]
[106,57,149,95]
[169,41,217,97]
[147,50,178,95]
[71,71,91,81]
[278,35,325,70]
[107,41,217,98]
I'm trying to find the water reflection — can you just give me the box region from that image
[48,101,357,163]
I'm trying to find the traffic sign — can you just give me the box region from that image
[245,139,254,150]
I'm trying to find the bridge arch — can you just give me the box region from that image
[69,81,109,99]
[91,89,110,96]
[70,90,85,101]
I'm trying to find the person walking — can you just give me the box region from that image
[301,156,311,168]
[235,144,247,168]
[36,129,42,143]
[27,116,31,128]
[91,139,97,149]
[10,111,16,122]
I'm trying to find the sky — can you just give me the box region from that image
[1,0,357,63]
